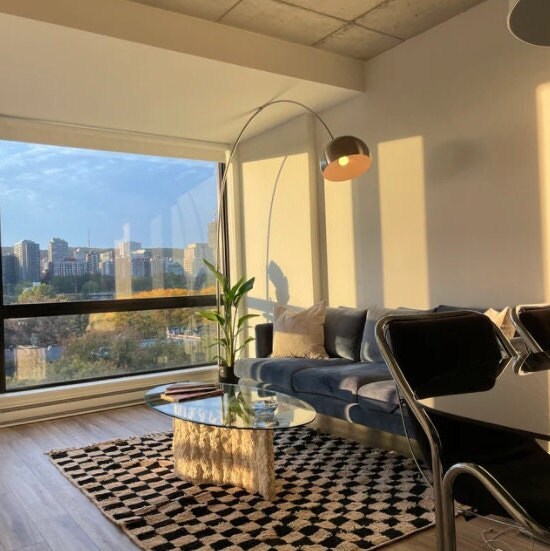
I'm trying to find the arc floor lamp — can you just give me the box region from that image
[508,0,550,46]
[213,99,372,382]
[216,98,372,265]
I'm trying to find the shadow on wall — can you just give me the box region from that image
[264,155,289,310]
[267,261,289,306]
[247,296,308,323]
[428,139,487,183]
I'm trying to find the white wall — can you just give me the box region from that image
[235,114,324,326]
[321,0,550,309]
[0,8,359,146]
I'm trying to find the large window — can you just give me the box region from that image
[0,138,223,391]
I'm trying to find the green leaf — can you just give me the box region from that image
[228,276,245,300]
[234,277,255,306]
[212,355,227,366]
[235,336,255,356]
[198,310,225,325]
[203,259,229,293]
[237,313,259,328]
[239,277,255,295]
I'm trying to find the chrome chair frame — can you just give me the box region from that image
[375,310,550,551]
[442,463,550,547]
[511,304,549,353]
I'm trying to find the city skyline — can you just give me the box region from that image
[0,139,218,249]
[2,234,216,290]
[2,236,207,254]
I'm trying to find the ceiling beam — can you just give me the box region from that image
[0,0,365,92]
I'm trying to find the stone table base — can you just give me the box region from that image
[172,419,275,500]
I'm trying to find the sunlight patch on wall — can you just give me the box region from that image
[378,136,429,309]
[324,179,357,306]
[537,83,550,301]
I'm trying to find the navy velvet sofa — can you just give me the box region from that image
[235,305,489,437]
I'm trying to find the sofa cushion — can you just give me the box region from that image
[324,307,367,361]
[484,307,515,339]
[360,306,431,363]
[357,380,400,414]
[235,357,350,392]
[272,301,328,359]
[292,362,392,401]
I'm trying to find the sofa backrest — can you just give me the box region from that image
[254,304,496,361]
[324,307,367,361]
[254,308,368,360]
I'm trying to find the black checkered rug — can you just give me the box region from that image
[48,428,434,550]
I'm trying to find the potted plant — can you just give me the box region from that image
[198,260,258,383]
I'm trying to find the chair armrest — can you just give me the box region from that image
[255,323,273,358]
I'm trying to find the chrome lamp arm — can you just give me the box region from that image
[215,98,371,273]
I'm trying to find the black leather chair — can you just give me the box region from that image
[375,310,550,551]
[512,304,550,352]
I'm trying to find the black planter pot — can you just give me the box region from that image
[218,364,239,384]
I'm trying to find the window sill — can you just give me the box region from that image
[0,365,218,427]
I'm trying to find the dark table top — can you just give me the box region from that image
[417,352,550,440]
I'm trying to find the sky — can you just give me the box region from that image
[0,139,218,251]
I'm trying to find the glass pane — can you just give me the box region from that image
[0,140,219,304]
[5,308,217,389]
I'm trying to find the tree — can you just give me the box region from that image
[132,277,153,293]
[17,284,57,304]
[4,314,89,348]
[193,268,207,291]
[81,280,100,298]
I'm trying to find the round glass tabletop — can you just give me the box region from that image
[145,382,316,430]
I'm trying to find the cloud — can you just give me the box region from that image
[0,187,38,201]
[42,168,66,175]
[0,138,218,248]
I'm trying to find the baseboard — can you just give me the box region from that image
[0,366,218,427]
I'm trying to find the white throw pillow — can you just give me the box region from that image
[484,307,515,339]
[272,301,329,359]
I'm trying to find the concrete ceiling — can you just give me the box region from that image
[0,0,486,147]
[129,0,485,60]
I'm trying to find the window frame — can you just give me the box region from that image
[0,130,227,393]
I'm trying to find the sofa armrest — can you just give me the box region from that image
[255,323,273,358]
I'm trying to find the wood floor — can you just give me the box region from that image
[0,405,547,551]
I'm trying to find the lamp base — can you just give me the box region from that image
[218,365,239,384]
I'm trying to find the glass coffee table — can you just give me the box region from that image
[145,383,316,500]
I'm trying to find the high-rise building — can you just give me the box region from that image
[150,257,166,277]
[48,238,69,264]
[130,256,151,278]
[86,251,100,274]
[2,254,19,286]
[183,243,214,279]
[118,240,141,258]
[100,250,114,262]
[54,259,88,277]
[99,259,115,276]
[14,240,40,283]
[166,260,184,275]
[73,248,87,262]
